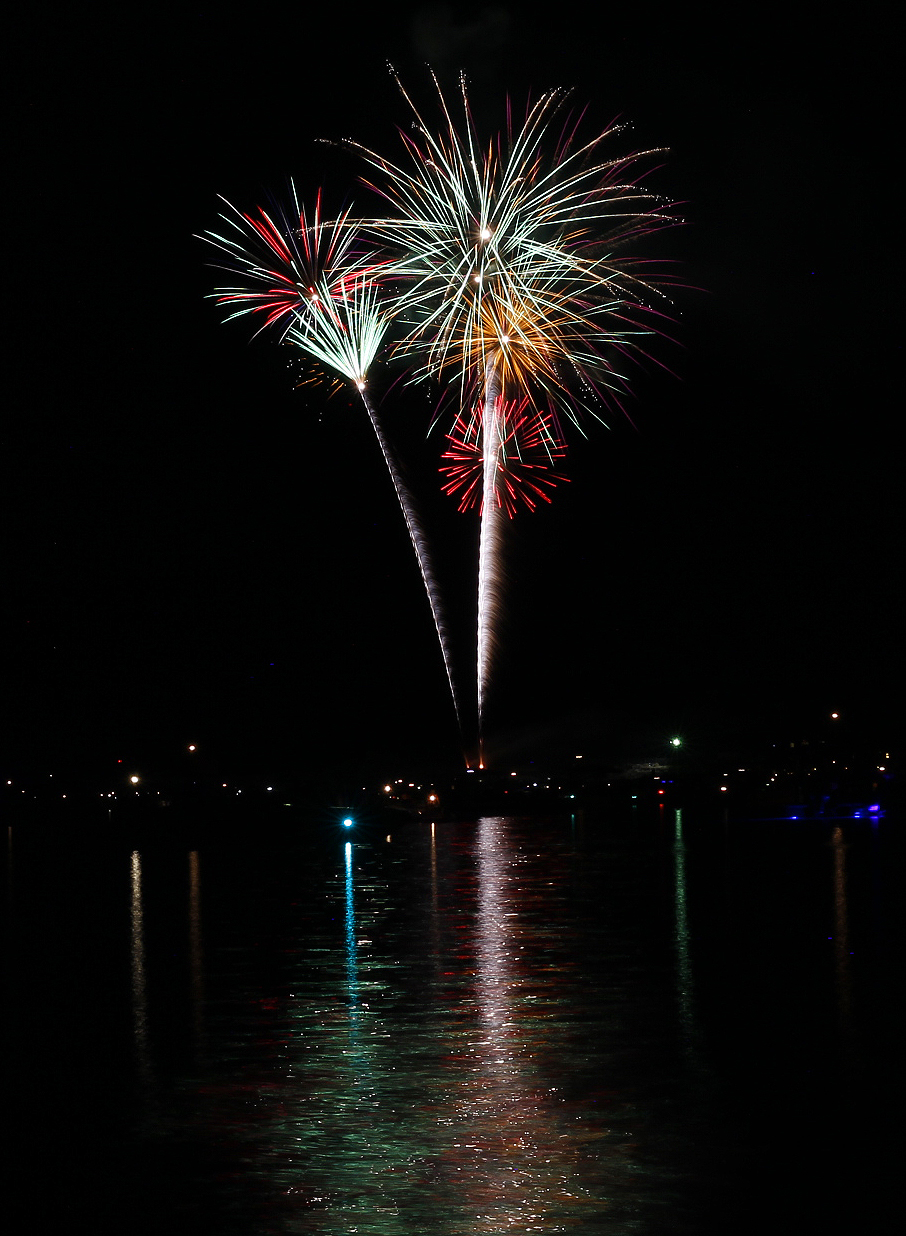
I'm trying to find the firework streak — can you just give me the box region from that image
[476,356,504,751]
[200,198,462,732]
[356,382,461,733]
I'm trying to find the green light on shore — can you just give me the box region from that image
[671,737,682,747]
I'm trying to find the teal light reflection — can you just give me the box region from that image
[344,841,358,1021]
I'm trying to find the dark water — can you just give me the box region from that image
[7,808,899,1233]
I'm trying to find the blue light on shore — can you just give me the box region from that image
[343,818,353,828]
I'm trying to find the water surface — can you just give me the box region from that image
[8,808,898,1233]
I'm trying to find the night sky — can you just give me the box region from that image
[6,5,900,787]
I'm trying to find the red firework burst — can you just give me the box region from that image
[441,399,568,517]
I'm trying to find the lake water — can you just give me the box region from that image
[7,806,898,1233]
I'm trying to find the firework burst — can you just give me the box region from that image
[441,398,567,517]
[202,186,363,338]
[350,69,674,424]
[202,71,676,765]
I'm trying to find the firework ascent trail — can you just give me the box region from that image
[477,354,504,757]
[199,200,463,737]
[356,383,462,735]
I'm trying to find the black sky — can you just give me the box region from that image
[5,4,900,784]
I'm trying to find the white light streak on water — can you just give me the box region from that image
[673,808,700,1064]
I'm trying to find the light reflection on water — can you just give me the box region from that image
[672,809,700,1067]
[163,817,688,1233]
[130,849,151,1084]
[8,809,896,1234]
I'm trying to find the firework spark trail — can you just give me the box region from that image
[286,280,463,734]
[356,384,462,735]
[285,280,463,735]
[477,354,504,754]
[200,206,463,734]
[443,387,566,756]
